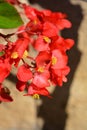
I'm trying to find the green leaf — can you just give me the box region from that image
[0,1,23,28]
[0,51,5,56]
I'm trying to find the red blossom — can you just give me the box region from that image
[33,35,51,51]
[0,85,13,102]
[64,39,74,50]
[0,44,5,52]
[0,1,74,100]
[50,36,74,52]
[0,59,11,83]
[10,38,30,67]
[17,26,30,39]
[42,22,58,37]
[16,80,26,91]
[42,10,71,30]
[35,51,51,67]
[26,19,42,34]
[51,49,68,69]
[17,64,33,82]
[56,19,72,30]
[32,74,50,88]
[11,38,29,59]
[26,83,50,97]
[23,4,38,20]
[51,66,70,86]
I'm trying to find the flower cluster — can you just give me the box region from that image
[0,0,74,102]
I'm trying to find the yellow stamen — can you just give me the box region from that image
[34,20,37,25]
[43,36,51,43]
[33,94,40,99]
[52,56,57,65]
[23,50,28,58]
[37,67,44,73]
[11,52,18,59]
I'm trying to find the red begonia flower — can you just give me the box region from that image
[23,4,44,22]
[36,66,50,79]
[23,4,38,20]
[11,38,29,59]
[35,51,51,67]
[56,19,72,30]
[32,72,50,88]
[17,64,33,82]
[51,49,68,69]
[33,35,51,51]
[27,83,50,97]
[16,80,26,91]
[0,85,13,102]
[50,36,74,52]
[0,1,75,100]
[42,10,66,20]
[17,26,30,39]
[26,19,42,34]
[42,10,71,30]
[64,39,74,50]
[42,22,58,37]
[51,66,70,86]
[42,9,53,16]
[0,59,11,83]
[0,44,5,52]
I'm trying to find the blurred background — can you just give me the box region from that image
[0,0,87,130]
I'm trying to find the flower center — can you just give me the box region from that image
[37,67,44,73]
[43,36,51,43]
[23,50,28,58]
[33,94,40,99]
[52,56,57,65]
[11,52,18,59]
[33,19,38,25]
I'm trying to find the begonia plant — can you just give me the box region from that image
[0,0,74,102]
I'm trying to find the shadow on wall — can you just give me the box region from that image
[29,0,83,130]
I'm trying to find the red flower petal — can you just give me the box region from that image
[33,74,50,88]
[64,39,74,50]
[0,44,5,51]
[23,4,37,20]
[13,38,29,58]
[16,80,26,91]
[34,35,50,51]
[0,59,11,83]
[56,19,72,30]
[35,51,51,67]
[42,22,58,37]
[0,85,13,102]
[27,84,50,96]
[17,65,32,82]
[51,49,68,69]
